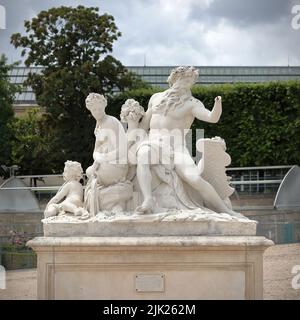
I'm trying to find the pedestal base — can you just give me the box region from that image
[28,236,273,300]
[42,210,257,237]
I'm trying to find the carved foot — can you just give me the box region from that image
[226,209,245,219]
[74,207,90,220]
[44,204,59,218]
[74,207,86,216]
[78,212,90,220]
[135,198,156,215]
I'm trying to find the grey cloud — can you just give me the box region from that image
[190,0,293,27]
[0,0,299,66]
[0,0,88,63]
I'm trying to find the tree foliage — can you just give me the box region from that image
[11,6,147,172]
[109,81,300,166]
[10,108,59,174]
[0,55,20,167]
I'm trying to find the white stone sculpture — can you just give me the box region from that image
[43,66,251,234]
[44,161,85,218]
[84,93,132,215]
[134,66,241,217]
[120,99,147,192]
[37,68,273,301]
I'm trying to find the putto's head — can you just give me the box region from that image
[167,66,199,88]
[120,99,145,123]
[85,93,107,120]
[63,161,83,182]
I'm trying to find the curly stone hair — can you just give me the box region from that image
[64,161,83,181]
[153,67,199,115]
[167,66,199,87]
[85,93,107,110]
[120,99,145,123]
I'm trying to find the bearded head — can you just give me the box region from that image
[167,66,199,88]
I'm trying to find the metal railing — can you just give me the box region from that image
[227,165,292,170]
[227,165,292,194]
[0,165,293,195]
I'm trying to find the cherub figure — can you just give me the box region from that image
[44,161,85,218]
[120,99,147,167]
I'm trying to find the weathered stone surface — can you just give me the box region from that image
[42,209,257,237]
[28,235,273,300]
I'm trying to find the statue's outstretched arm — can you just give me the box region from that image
[192,96,222,124]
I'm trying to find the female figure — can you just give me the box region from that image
[84,93,129,215]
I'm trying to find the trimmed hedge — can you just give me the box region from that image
[0,244,36,270]
[1,252,37,270]
[108,81,300,166]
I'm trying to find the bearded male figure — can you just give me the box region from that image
[135,66,241,217]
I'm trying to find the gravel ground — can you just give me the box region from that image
[0,243,299,300]
[0,268,37,300]
[264,243,300,300]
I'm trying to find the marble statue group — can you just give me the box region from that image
[44,66,245,220]
[32,66,271,301]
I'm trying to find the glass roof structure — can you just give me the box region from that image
[9,66,300,106]
[9,66,43,106]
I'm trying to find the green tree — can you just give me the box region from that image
[0,55,20,168]
[10,108,59,175]
[11,6,146,172]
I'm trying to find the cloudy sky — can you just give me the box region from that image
[0,0,299,66]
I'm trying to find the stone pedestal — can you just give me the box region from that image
[28,235,273,300]
[42,210,258,237]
